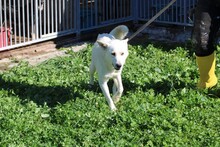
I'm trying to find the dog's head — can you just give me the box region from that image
[97,35,129,70]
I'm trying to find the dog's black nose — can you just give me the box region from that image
[115,64,122,70]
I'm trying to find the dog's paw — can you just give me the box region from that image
[113,96,120,104]
[111,107,117,111]
[110,104,117,111]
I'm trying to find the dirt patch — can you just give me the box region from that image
[0,40,88,72]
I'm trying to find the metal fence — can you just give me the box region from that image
[137,0,197,26]
[0,0,196,51]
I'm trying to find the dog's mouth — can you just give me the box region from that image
[113,63,122,70]
[114,67,120,70]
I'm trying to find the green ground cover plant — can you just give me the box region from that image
[0,43,220,146]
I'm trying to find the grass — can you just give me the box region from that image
[0,43,220,146]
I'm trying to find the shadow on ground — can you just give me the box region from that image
[0,76,85,107]
[122,77,196,96]
[81,76,196,98]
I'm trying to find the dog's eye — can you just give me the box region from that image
[121,53,124,55]
[111,52,116,56]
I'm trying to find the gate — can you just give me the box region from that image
[0,0,79,51]
[0,0,196,51]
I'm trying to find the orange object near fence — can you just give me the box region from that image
[0,27,11,48]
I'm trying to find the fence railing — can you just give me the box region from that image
[0,0,196,51]
[137,0,196,26]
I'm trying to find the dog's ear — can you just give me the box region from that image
[124,38,129,43]
[97,40,109,48]
[123,38,129,46]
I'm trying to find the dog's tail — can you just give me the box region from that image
[109,25,129,40]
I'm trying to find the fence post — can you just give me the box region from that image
[75,0,81,37]
[132,0,138,24]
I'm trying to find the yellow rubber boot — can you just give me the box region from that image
[196,53,218,89]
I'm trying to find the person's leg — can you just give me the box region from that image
[196,53,217,88]
[192,2,220,88]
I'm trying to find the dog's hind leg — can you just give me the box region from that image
[112,76,123,104]
[89,63,95,86]
[112,78,118,95]
[99,80,117,111]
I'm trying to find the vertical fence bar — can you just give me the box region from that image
[13,0,16,44]
[192,0,196,23]
[146,0,149,19]
[86,0,88,27]
[183,0,186,24]
[75,0,80,34]
[103,0,105,22]
[140,0,142,19]
[171,0,174,22]
[0,0,3,47]
[31,0,34,40]
[113,0,115,19]
[55,0,58,32]
[188,0,191,24]
[22,0,25,42]
[51,0,54,33]
[163,0,165,21]
[95,0,98,26]
[122,0,124,17]
[81,0,83,28]
[46,0,51,34]
[123,0,126,17]
[66,0,68,29]
[106,0,109,20]
[3,0,8,46]
[83,0,86,28]
[123,0,125,17]
[39,0,42,38]
[109,0,111,19]
[35,0,39,39]
[43,0,46,35]
[27,0,30,41]
[90,0,93,27]
[18,0,22,43]
[59,0,61,31]
[117,0,119,18]
[151,0,153,18]
[119,0,122,18]
[70,0,73,29]
[9,0,12,45]
[62,0,65,30]
[176,0,179,22]
[128,0,131,17]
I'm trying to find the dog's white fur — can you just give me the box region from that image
[89,25,129,110]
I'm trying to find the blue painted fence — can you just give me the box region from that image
[0,0,196,51]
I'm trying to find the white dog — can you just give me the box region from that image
[89,25,129,110]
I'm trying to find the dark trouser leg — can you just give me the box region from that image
[192,4,220,88]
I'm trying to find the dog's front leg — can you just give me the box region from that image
[99,80,116,111]
[112,75,123,103]
[112,78,118,95]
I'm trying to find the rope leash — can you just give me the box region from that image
[128,0,177,41]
